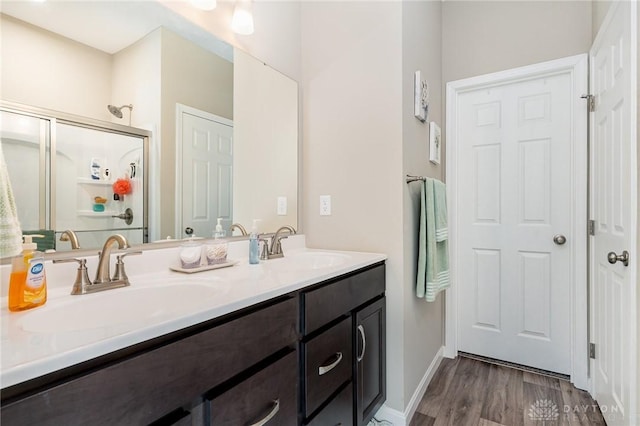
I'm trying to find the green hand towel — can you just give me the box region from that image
[434,179,448,242]
[416,178,450,302]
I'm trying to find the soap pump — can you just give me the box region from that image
[214,218,225,238]
[8,234,48,312]
[249,219,260,264]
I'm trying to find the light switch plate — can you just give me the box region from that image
[277,196,287,215]
[319,195,331,216]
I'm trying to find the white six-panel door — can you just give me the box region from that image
[590,1,638,424]
[447,56,588,380]
[178,108,233,239]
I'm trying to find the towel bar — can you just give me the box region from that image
[406,174,427,183]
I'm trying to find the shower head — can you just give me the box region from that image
[107,104,133,119]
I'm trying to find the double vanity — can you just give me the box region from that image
[0,236,386,425]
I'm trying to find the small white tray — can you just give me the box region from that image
[169,260,238,274]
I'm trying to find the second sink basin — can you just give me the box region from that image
[19,282,225,333]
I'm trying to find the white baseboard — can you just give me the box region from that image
[372,346,445,425]
[373,405,406,425]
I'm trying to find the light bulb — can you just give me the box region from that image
[232,1,254,35]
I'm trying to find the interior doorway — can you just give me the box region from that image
[175,104,233,240]
[446,54,589,388]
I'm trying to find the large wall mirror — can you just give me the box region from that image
[0,1,298,253]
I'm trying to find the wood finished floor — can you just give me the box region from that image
[410,356,606,426]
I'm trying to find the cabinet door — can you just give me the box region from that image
[208,351,297,426]
[355,297,386,426]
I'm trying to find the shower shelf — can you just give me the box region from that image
[77,177,113,186]
[77,210,116,217]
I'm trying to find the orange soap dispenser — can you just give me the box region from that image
[8,235,47,312]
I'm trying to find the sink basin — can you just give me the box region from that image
[19,282,225,333]
[266,251,350,272]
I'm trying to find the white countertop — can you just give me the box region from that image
[0,236,386,389]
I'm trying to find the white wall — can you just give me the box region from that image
[442,1,592,83]
[300,0,405,411]
[1,14,112,120]
[233,49,298,233]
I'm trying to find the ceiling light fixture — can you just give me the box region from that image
[231,0,254,35]
[189,0,217,11]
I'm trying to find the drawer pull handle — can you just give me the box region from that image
[318,352,343,376]
[357,325,366,362]
[248,399,280,426]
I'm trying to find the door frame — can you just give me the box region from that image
[175,103,233,240]
[445,54,589,389]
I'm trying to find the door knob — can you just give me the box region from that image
[607,250,629,267]
[553,234,567,245]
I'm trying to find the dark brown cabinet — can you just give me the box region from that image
[301,263,385,426]
[1,262,386,426]
[208,351,298,426]
[307,383,353,426]
[303,317,353,417]
[355,297,386,426]
[0,297,298,426]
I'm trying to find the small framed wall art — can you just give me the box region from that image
[429,121,441,164]
[414,71,429,122]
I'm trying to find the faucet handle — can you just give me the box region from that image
[259,238,270,261]
[112,251,142,283]
[53,258,93,295]
[117,250,143,259]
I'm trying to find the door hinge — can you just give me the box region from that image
[581,94,595,112]
[588,220,596,236]
[589,343,596,359]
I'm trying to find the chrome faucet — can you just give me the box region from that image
[230,223,248,236]
[95,234,129,285]
[267,225,297,259]
[59,229,81,249]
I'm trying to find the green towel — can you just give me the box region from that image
[23,229,56,252]
[416,178,450,302]
[434,179,448,242]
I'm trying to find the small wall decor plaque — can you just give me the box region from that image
[414,70,429,122]
[429,121,441,164]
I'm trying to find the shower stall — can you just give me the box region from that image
[0,101,149,252]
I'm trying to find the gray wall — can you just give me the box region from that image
[442,1,592,84]
[401,0,445,410]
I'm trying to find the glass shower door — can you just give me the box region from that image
[55,123,146,249]
[0,109,51,236]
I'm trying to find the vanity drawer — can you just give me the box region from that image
[303,264,385,334]
[304,316,352,417]
[1,297,297,426]
[307,382,353,426]
[208,351,297,426]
